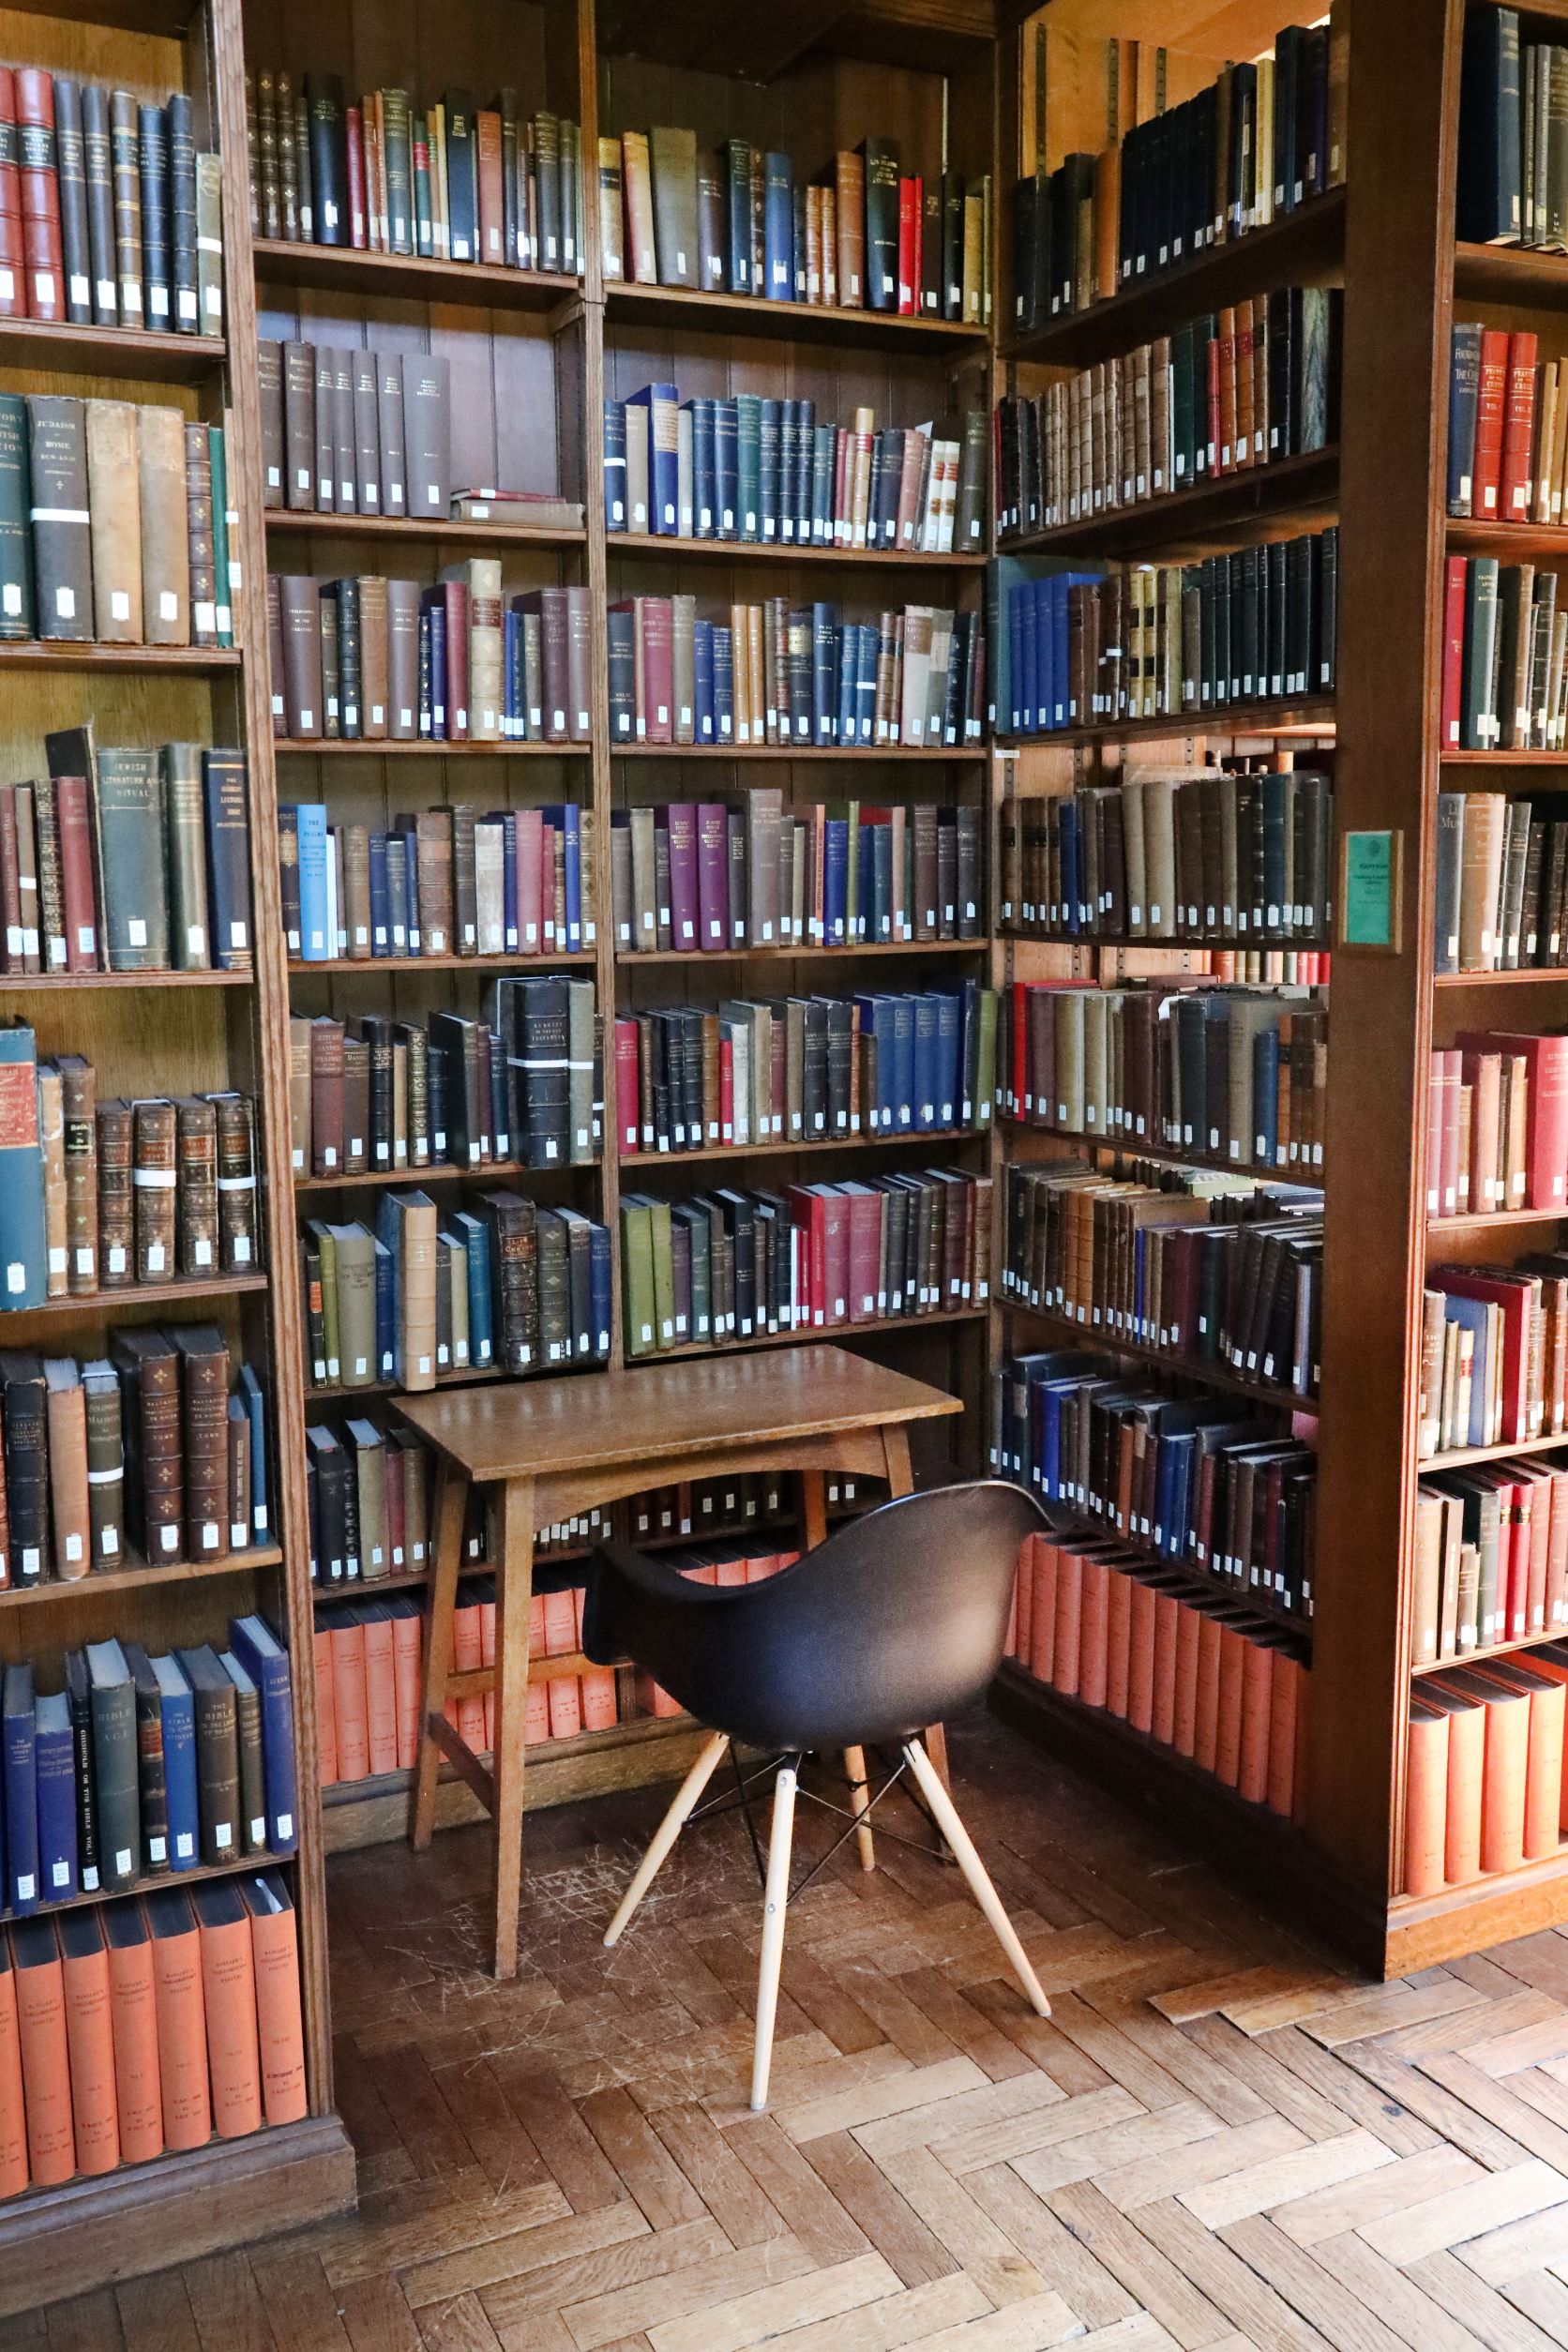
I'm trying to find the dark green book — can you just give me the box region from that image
[860,137,899,310]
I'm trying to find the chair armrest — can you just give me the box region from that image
[581,1536,731,1666]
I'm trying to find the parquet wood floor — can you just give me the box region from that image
[11,1713,1568,2350]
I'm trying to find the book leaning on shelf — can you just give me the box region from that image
[248,71,582,275]
[305,1413,434,1584]
[1413,1460,1568,1672]
[604,384,987,552]
[0,1870,307,2202]
[995,287,1339,539]
[0,396,238,648]
[0,1335,268,1587]
[1406,1655,1568,1898]
[279,802,594,963]
[612,793,983,955]
[620,1168,991,1358]
[0,68,222,334]
[601,128,988,322]
[299,1193,611,1393]
[608,596,986,750]
[614,985,998,1158]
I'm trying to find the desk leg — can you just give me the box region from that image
[412,1459,471,1849]
[490,1475,535,1982]
[881,1426,952,1795]
[799,1470,874,1876]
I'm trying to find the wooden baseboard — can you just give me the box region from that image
[1382,1846,1568,1975]
[0,2112,357,2317]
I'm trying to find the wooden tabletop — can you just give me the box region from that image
[392,1345,961,1481]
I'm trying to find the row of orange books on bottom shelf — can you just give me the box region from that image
[0,1870,307,2204]
[315,1545,801,1784]
[1405,1650,1568,1899]
[1006,1529,1309,1821]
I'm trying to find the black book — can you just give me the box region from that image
[138,101,171,330]
[80,83,115,327]
[1458,6,1523,245]
[860,137,899,310]
[53,78,93,325]
[167,90,198,332]
[122,1642,170,1875]
[0,1353,46,1584]
[304,72,348,246]
[63,1650,101,1893]
[443,90,478,262]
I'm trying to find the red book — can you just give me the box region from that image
[313,1623,337,1785]
[1430,1267,1536,1443]
[192,1883,263,2141]
[1105,1561,1132,1716]
[0,1937,27,2196]
[1078,1552,1110,1709]
[0,69,23,320]
[1502,332,1539,521]
[329,1612,370,1783]
[442,580,470,741]
[53,774,98,973]
[1126,1575,1156,1731]
[719,1032,734,1143]
[1405,1696,1450,1896]
[1205,332,1222,470]
[391,1596,422,1769]
[613,1017,640,1153]
[1456,1030,1568,1211]
[345,106,368,248]
[238,1874,308,2127]
[539,818,557,943]
[1172,1602,1202,1756]
[897,175,918,314]
[641,597,674,744]
[1441,557,1468,749]
[1237,1638,1274,1805]
[1152,1590,1181,1746]
[59,1911,120,2177]
[1474,328,1510,517]
[362,1604,399,1775]
[1029,1538,1058,1684]
[843,1184,882,1321]
[14,68,61,323]
[1266,1650,1300,1818]
[1053,1544,1084,1696]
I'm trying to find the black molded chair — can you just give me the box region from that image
[584,1480,1050,2109]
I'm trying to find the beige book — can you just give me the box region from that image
[1056,991,1086,1131]
[1457,791,1508,970]
[86,400,143,641]
[465,558,504,740]
[38,1063,67,1297]
[331,1222,377,1387]
[899,605,934,744]
[445,1229,469,1367]
[746,604,764,749]
[138,402,190,645]
[44,1358,89,1581]
[288,1015,311,1170]
[391,1191,438,1391]
[1081,991,1109,1134]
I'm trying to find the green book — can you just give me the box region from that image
[306,1219,340,1380]
[160,742,211,970]
[672,1203,711,1344]
[330,1221,377,1387]
[975,988,999,1126]
[649,1197,675,1349]
[620,1197,656,1358]
[412,113,433,256]
[1461,557,1500,751]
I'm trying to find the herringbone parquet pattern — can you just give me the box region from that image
[10,1715,1568,2351]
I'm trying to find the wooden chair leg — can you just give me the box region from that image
[604,1730,730,1949]
[901,1739,1049,2019]
[841,1746,875,1871]
[490,1477,535,1983]
[750,1762,798,2111]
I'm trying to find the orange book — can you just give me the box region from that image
[1105,1565,1133,1717]
[1028,1539,1058,1683]
[1423,1681,1485,1882]
[580,1667,617,1731]
[715,1557,746,1589]
[0,1936,30,2198]
[543,1585,576,1653]
[1404,1695,1451,1897]
[451,1591,486,1755]
[193,1882,263,2140]
[329,1612,369,1783]
[744,1551,779,1581]
[1473,1657,1565,1861]
[58,1910,120,2176]
[390,1597,423,1772]
[1267,1651,1301,1818]
[1009,1539,1032,1661]
[239,1873,308,2126]
[1172,1604,1202,1758]
[362,1603,400,1776]
[481,1584,497,1753]
[1291,1662,1313,1829]
[1078,1553,1110,1709]
[527,1679,554,1737]
[547,1675,581,1741]
[9,1919,75,2186]
[1151,1591,1181,1746]
[1237,1637,1274,1806]
[1214,1624,1246,1788]
[528,1591,547,1648]
[1193,1609,1224,1774]
[313,1623,338,1787]
[103,1897,163,2164]
[1443,1666,1530,1872]
[145,1888,212,2152]
[1125,1576,1157,1734]
[1052,1545,1084,1696]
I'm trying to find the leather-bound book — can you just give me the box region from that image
[195,150,221,334]
[53,78,91,326]
[95,1101,133,1287]
[138,402,188,643]
[0,69,23,322]
[450,806,478,952]
[55,1054,96,1291]
[0,393,31,638]
[41,1358,88,1581]
[15,70,61,323]
[304,71,347,245]
[210,1093,257,1274]
[464,559,503,739]
[138,101,170,330]
[279,575,323,737]
[400,352,450,520]
[31,776,64,974]
[173,1096,218,1278]
[94,749,166,971]
[622,130,656,283]
[173,1645,238,1862]
[161,742,210,969]
[27,396,91,640]
[386,577,419,736]
[167,90,197,331]
[309,1016,345,1175]
[354,575,386,737]
[108,91,142,326]
[835,149,866,306]
[184,422,217,645]
[131,1095,177,1281]
[168,1324,230,1562]
[53,773,97,973]
[335,575,362,737]
[444,89,477,261]
[342,1040,369,1172]
[36,1062,65,1289]
[415,809,453,953]
[476,106,504,263]
[80,1362,123,1571]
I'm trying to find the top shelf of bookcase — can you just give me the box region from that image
[604,279,988,354]
[252,240,583,319]
[6,0,200,32]
[1454,240,1568,309]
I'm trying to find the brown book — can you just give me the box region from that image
[37,1063,65,1297]
[110,1326,181,1562]
[258,339,285,508]
[342,1039,369,1176]
[309,1016,345,1175]
[167,1325,230,1563]
[341,823,372,960]
[95,1099,133,1287]
[312,344,335,509]
[183,425,217,647]
[288,1018,310,1174]
[82,1360,123,1567]
[174,1096,219,1279]
[415,809,454,954]
[32,776,65,974]
[137,403,189,646]
[357,574,388,737]
[84,400,143,642]
[56,1054,96,1293]
[622,130,656,283]
[351,349,379,513]
[43,1359,89,1581]
[210,1093,258,1274]
[279,575,323,738]
[131,1097,177,1282]
[161,743,210,971]
[835,150,865,307]
[477,109,505,264]
[386,577,419,738]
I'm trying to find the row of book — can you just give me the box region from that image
[291,979,600,1181]
[1456,8,1567,249]
[611,794,983,956]
[308,1419,432,1587]
[1426,1035,1568,1219]
[248,72,583,276]
[300,1194,611,1395]
[999,765,1334,950]
[604,387,988,554]
[621,1168,990,1358]
[995,1350,1316,1624]
[0,396,236,649]
[1006,1531,1309,1819]
[1419,1261,1568,1458]
[1405,1654,1567,1898]
[0,1336,269,1587]
[612,985,998,1158]
[279,802,595,965]
[1442,556,1568,751]
[602,129,988,322]
[0,1053,259,1310]
[995,289,1339,540]
[1011,20,1344,330]
[1000,985,1330,1178]
[1415,1458,1568,1669]
[609,596,985,753]
[260,340,449,525]
[268,571,593,747]
[0,1873,307,2203]
[1446,325,1550,523]
[1433,791,1568,975]
[2,1619,293,1917]
[0,68,221,334]
[991,532,1340,740]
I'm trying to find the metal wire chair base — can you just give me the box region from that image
[688,1743,952,1896]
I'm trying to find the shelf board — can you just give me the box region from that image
[1419,1432,1568,1470]
[294,1155,596,1195]
[995,695,1335,752]
[0,318,226,381]
[252,239,581,313]
[1412,1624,1568,1677]
[0,641,239,674]
[0,1271,269,1322]
[288,950,596,977]
[1003,1292,1316,1417]
[1004,188,1346,371]
[641,1304,986,1365]
[1002,445,1338,564]
[1440,748,1567,764]
[1001,1113,1325,1189]
[307,1357,607,1406]
[1428,1203,1567,1232]
[1,1544,283,1609]
[1454,238,1568,309]
[1432,965,1568,986]
[0,967,251,992]
[1000,926,1329,960]
[1446,514,1568,557]
[274,736,587,758]
[617,937,985,966]
[0,1844,294,1928]
[613,742,983,762]
[604,278,988,353]
[620,1123,989,1168]
[265,509,587,547]
[611,532,987,570]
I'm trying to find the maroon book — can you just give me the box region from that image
[665,802,699,952]
[0,69,23,319]
[15,68,60,322]
[641,597,674,746]
[441,579,469,741]
[696,803,728,951]
[53,773,99,973]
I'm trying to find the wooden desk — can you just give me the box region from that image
[396,1346,962,1977]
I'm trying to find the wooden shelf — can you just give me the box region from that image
[252,238,581,312]
[265,510,587,547]
[0,1271,269,1323]
[1432,965,1568,986]
[616,937,984,966]
[610,532,987,569]
[641,1304,987,1365]
[1029,1509,1311,1650]
[274,736,588,758]
[288,950,596,977]
[995,695,1336,751]
[321,1707,700,1809]
[294,1155,596,1194]
[620,1123,988,1168]
[0,641,239,673]
[0,1844,295,1929]
[0,318,226,380]
[1003,1293,1317,1417]
[1001,1114,1325,1188]
[1427,1203,1568,1232]
[1440,747,1568,764]
[613,742,984,761]
[1004,188,1346,370]
[1454,238,1568,309]
[1418,1432,1568,1470]
[605,277,988,351]
[1001,445,1338,563]
[1447,513,1568,556]
[0,967,252,992]
[1412,1623,1568,1676]
[1,1545,283,1609]
[306,1358,608,1405]
[1000,927,1329,960]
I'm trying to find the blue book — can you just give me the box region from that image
[0,1022,46,1307]
[693,620,716,742]
[934,991,960,1127]
[1440,1296,1493,1447]
[1253,1021,1280,1167]
[760,397,781,536]
[812,602,837,746]
[626,384,679,534]
[541,804,581,949]
[714,398,739,538]
[890,995,916,1128]
[591,1220,611,1359]
[295,802,331,959]
[33,1691,76,1902]
[713,625,735,741]
[228,1616,298,1855]
[368,829,390,956]
[497,810,518,949]
[1033,577,1051,730]
[152,1654,199,1871]
[601,397,626,530]
[1051,577,1072,726]
[427,596,446,736]
[763,151,794,298]
[372,1232,396,1377]
[1447,328,1482,520]
[823,820,850,945]
[235,1362,267,1542]
[451,1210,492,1366]
[871,822,893,942]
[3,1664,38,1913]
[854,627,878,744]
[689,398,716,537]
[912,993,940,1130]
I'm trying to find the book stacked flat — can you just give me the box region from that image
[1419,1261,1568,1458]
[2,1617,294,1917]
[0,1338,268,1588]
[0,396,237,649]
[1414,1459,1568,1668]
[1002,1162,1322,1404]
[1000,983,1330,1177]
[299,1192,611,1395]
[1457,8,1568,249]
[611,794,983,955]
[0,68,222,334]
[1433,792,1568,974]
[1012,11,1346,332]
[608,595,986,749]
[1006,1530,1310,1818]
[1441,555,1568,751]
[614,984,998,1158]
[992,526,1338,738]
[996,287,1339,538]
[996,1349,1316,1624]
[634,1549,796,1719]
[601,129,988,323]
[269,569,593,746]
[280,801,594,965]
[1405,1650,1568,1897]
[290,976,600,1180]
[305,1417,432,1586]
[0,1869,306,2202]
[604,383,988,552]
[620,1168,990,1357]
[1426,1033,1568,1219]
[248,72,582,276]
